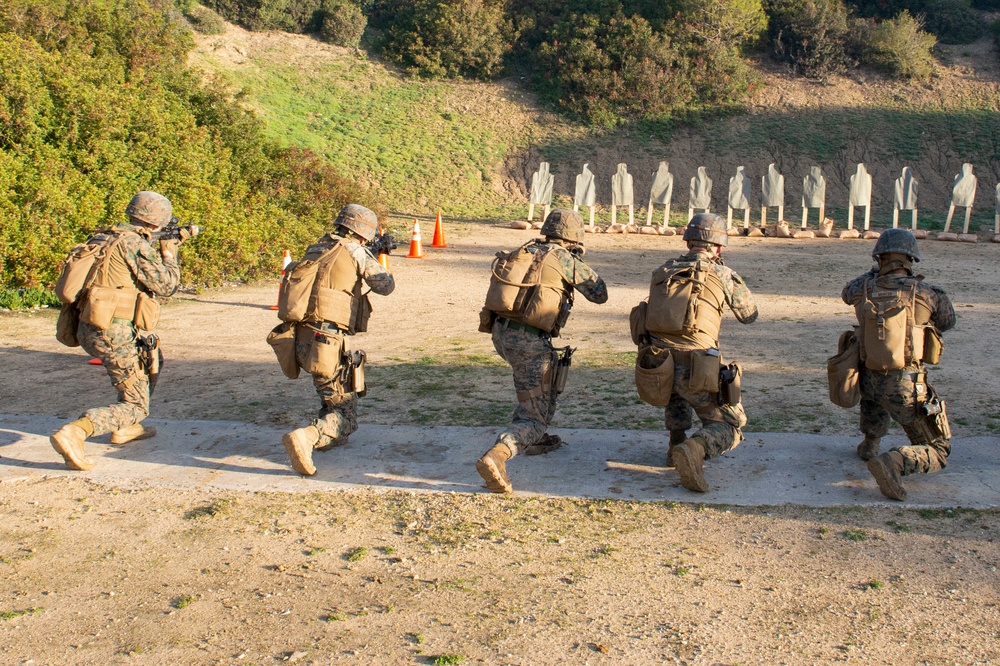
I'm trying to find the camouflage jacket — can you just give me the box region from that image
[91,224,180,297]
[842,268,955,332]
[306,232,395,296]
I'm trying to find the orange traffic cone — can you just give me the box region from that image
[268,249,293,310]
[431,211,447,248]
[378,251,390,269]
[406,219,424,258]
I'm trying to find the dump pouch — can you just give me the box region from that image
[56,303,80,348]
[827,329,861,408]
[303,330,344,378]
[629,301,649,346]
[134,292,161,331]
[55,243,103,304]
[634,345,675,406]
[266,322,300,379]
[689,349,721,393]
[478,306,497,333]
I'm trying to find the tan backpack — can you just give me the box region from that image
[54,236,114,304]
[856,278,923,371]
[645,260,724,341]
[278,239,370,333]
[484,243,568,335]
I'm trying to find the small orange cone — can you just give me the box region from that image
[406,219,424,258]
[431,211,447,248]
[88,358,103,366]
[378,251,390,269]
[268,249,293,310]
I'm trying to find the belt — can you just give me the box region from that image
[318,322,349,334]
[497,317,544,336]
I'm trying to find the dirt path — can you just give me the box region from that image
[2,224,1000,664]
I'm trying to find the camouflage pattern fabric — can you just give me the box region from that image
[490,240,607,456]
[291,230,394,449]
[662,357,747,458]
[73,225,179,437]
[845,269,955,476]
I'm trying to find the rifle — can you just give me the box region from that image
[366,231,398,257]
[151,217,203,242]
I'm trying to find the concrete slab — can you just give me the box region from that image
[1,413,998,507]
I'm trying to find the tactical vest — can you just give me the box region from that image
[644,259,726,349]
[56,229,142,328]
[856,277,935,371]
[278,237,370,333]
[484,242,570,335]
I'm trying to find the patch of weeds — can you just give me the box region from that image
[432,655,465,666]
[866,579,885,590]
[674,566,691,577]
[172,596,195,609]
[184,498,234,520]
[408,632,425,644]
[305,546,326,556]
[0,607,43,621]
[382,546,397,555]
[818,526,830,535]
[323,614,347,622]
[593,544,618,558]
[886,520,911,532]
[346,547,368,562]
[843,529,869,542]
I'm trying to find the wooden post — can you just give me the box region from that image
[761,207,767,228]
[727,207,734,228]
[863,205,871,231]
[962,207,972,234]
[589,206,595,227]
[911,209,918,230]
[847,207,855,230]
[628,204,634,226]
[528,203,535,222]
[944,203,956,233]
[892,208,899,228]
[611,205,617,227]
[801,207,808,228]
[646,199,654,226]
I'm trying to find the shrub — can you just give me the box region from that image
[184,4,227,34]
[972,0,1000,9]
[863,10,936,78]
[319,0,366,47]
[921,0,982,44]
[766,0,852,79]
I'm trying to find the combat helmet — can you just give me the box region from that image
[125,191,173,227]
[683,213,728,247]
[541,208,585,244]
[334,204,379,242]
[873,228,921,262]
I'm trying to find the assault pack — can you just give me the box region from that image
[277,237,371,334]
[644,259,725,346]
[484,242,570,336]
[856,277,942,371]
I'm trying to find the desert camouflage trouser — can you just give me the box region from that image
[492,324,557,457]
[860,368,950,475]
[78,319,152,436]
[663,358,747,459]
[295,331,357,448]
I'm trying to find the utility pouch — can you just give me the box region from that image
[277,259,319,323]
[81,285,125,329]
[827,329,861,408]
[56,303,81,348]
[266,322,300,379]
[55,243,102,304]
[689,349,721,393]
[719,362,742,406]
[634,345,675,406]
[629,301,649,346]
[922,326,944,365]
[478,306,497,333]
[134,292,161,331]
[303,330,344,378]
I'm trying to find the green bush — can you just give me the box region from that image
[0,0,368,290]
[922,0,982,44]
[0,287,60,310]
[863,10,936,78]
[972,0,1000,9]
[318,0,365,47]
[766,0,852,79]
[205,0,323,32]
[376,0,511,80]
[184,3,227,34]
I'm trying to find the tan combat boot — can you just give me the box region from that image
[856,436,880,461]
[50,418,95,471]
[282,426,319,476]
[666,429,687,467]
[673,437,709,493]
[110,423,157,445]
[476,443,513,493]
[868,451,906,501]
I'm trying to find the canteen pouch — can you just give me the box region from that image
[266,322,300,379]
[277,259,320,323]
[629,301,649,345]
[827,329,861,408]
[634,345,675,406]
[303,330,344,378]
[921,326,943,365]
[133,292,161,331]
[689,350,721,393]
[56,303,81,348]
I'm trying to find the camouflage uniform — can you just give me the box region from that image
[492,240,608,456]
[652,250,758,457]
[842,268,956,474]
[294,232,395,449]
[77,225,180,435]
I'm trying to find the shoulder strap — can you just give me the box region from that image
[85,231,130,290]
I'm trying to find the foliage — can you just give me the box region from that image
[0,287,60,310]
[0,0,367,290]
[863,10,936,79]
[183,3,226,34]
[318,0,365,47]
[921,0,982,44]
[766,0,852,79]
[205,0,323,32]
[373,0,510,80]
